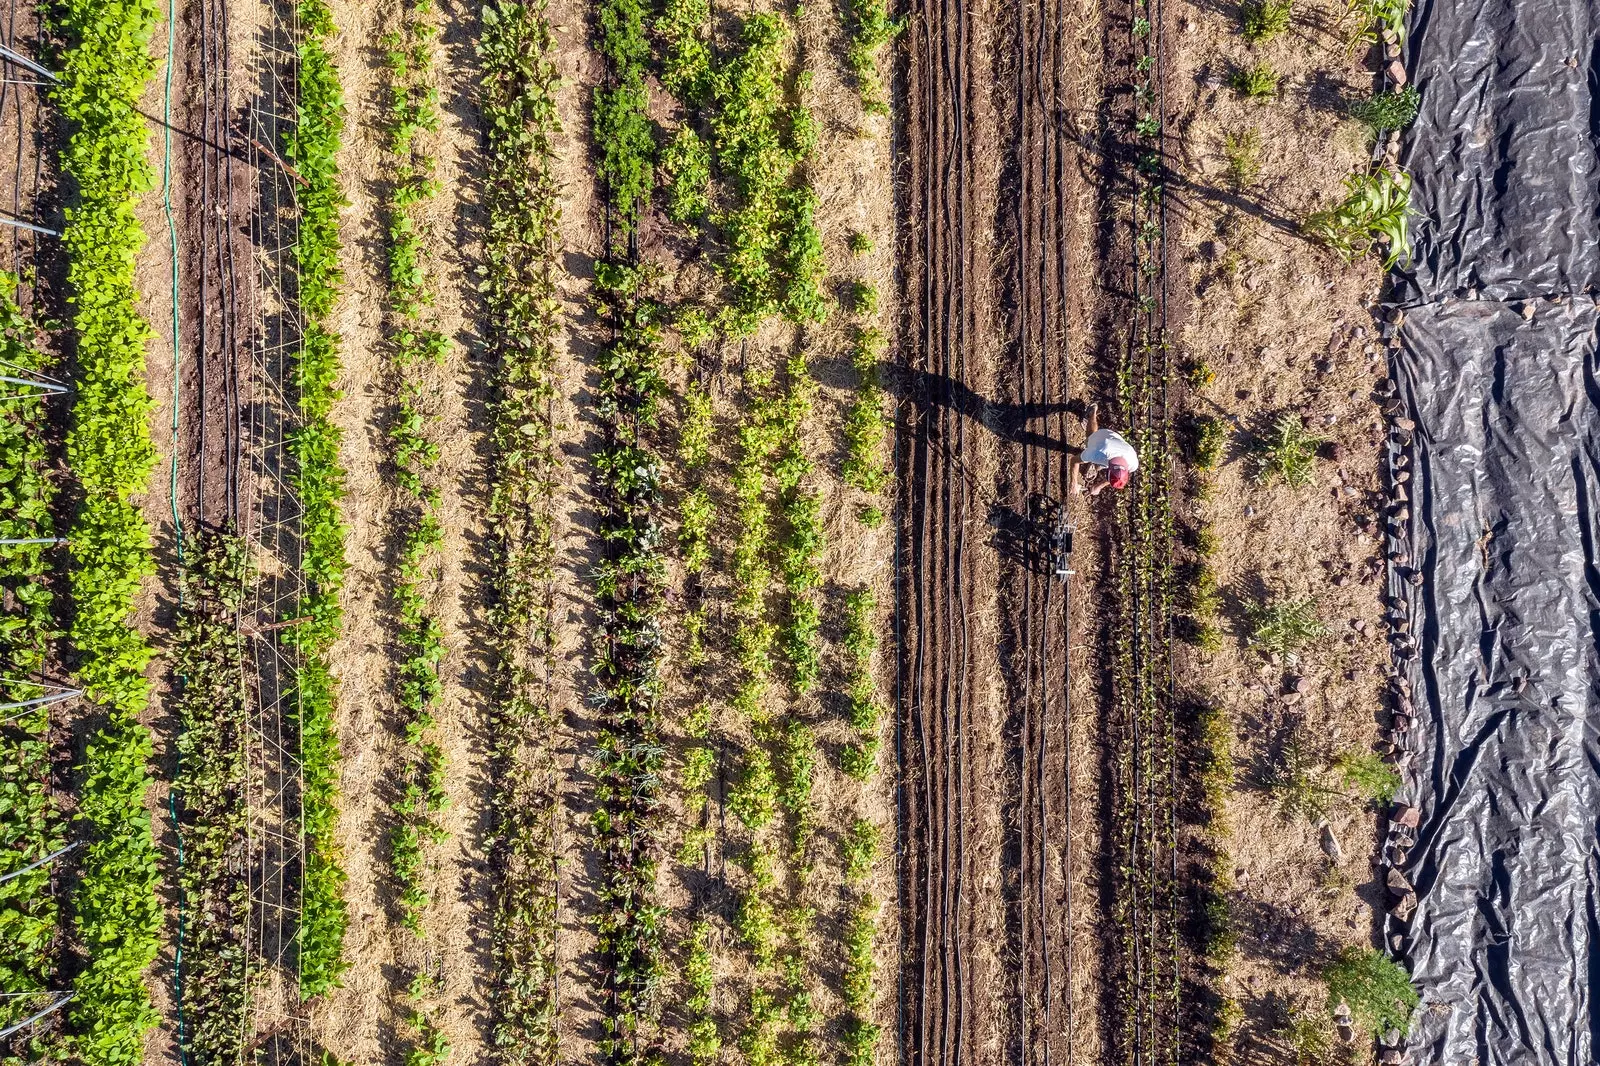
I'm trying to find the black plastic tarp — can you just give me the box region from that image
[1396,0,1600,1060]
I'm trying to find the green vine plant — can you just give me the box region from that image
[52,0,165,1054]
[478,0,565,1059]
[285,0,352,1000]
[1303,167,1413,269]
[0,272,65,1044]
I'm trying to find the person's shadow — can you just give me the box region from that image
[885,364,1080,453]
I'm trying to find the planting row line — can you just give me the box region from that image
[477,0,566,1060]
[286,0,352,1002]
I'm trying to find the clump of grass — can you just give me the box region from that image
[1335,750,1401,805]
[1247,592,1326,659]
[1223,128,1262,189]
[1324,947,1418,1037]
[848,232,873,255]
[1229,63,1279,99]
[1240,0,1292,41]
[1351,85,1419,133]
[1253,413,1321,487]
[1303,166,1413,268]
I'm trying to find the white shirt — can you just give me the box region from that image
[1080,429,1139,472]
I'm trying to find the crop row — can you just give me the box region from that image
[285,0,351,1000]
[477,0,565,1059]
[380,0,449,948]
[169,532,252,1063]
[591,0,672,1051]
[53,0,165,1055]
[0,273,65,1043]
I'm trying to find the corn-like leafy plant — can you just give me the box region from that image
[1303,167,1413,268]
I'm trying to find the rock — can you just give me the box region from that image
[1396,470,1411,484]
[1282,691,1303,707]
[1320,824,1343,861]
[1334,573,1351,587]
[1408,570,1424,587]
[1394,618,1411,635]
[1519,301,1535,321]
[1392,846,1409,866]
[1392,804,1421,829]
[1295,675,1313,693]
[1392,506,1411,522]
[1381,1049,1406,1065]
[1390,890,1418,922]
[1392,712,1412,732]
[1394,416,1416,431]
[1337,1022,1357,1044]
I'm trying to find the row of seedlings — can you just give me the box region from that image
[380,2,452,1060]
[477,0,566,1059]
[285,0,352,1001]
[0,275,67,1046]
[53,0,166,1055]
[834,9,899,1058]
[590,0,671,1056]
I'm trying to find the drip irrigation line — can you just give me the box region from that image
[0,537,63,546]
[0,215,54,237]
[0,43,50,81]
[0,689,79,714]
[0,840,79,884]
[0,992,71,1040]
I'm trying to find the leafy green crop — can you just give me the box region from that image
[1351,85,1419,132]
[479,0,565,1058]
[0,273,65,1042]
[843,327,891,496]
[1324,947,1418,1036]
[285,0,351,1000]
[844,0,904,113]
[595,0,654,231]
[171,531,252,1064]
[51,0,165,1055]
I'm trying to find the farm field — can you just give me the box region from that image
[0,0,1423,1061]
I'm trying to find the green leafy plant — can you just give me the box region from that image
[845,0,905,113]
[171,532,254,1063]
[1324,947,1418,1036]
[1303,166,1413,268]
[284,0,352,1001]
[52,0,166,1052]
[848,232,874,255]
[661,126,712,223]
[0,273,65,1040]
[1254,413,1322,487]
[1351,85,1419,132]
[684,920,721,1065]
[1229,63,1279,99]
[1345,0,1409,48]
[1247,593,1327,659]
[1240,0,1292,41]
[479,0,565,1056]
[844,328,891,494]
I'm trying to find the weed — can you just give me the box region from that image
[1303,166,1413,268]
[1223,128,1262,189]
[849,232,874,255]
[1240,0,1292,41]
[859,504,885,528]
[1323,947,1418,1036]
[1229,63,1279,99]
[1194,416,1226,470]
[1345,0,1408,48]
[1281,1006,1333,1065]
[1253,412,1321,487]
[1350,85,1419,132]
[845,0,904,112]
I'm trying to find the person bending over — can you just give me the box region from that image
[1068,404,1139,496]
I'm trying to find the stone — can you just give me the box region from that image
[1390,891,1418,922]
[1337,1022,1357,1044]
[1392,804,1421,829]
[1394,416,1416,431]
[1281,691,1303,707]
[1381,1049,1406,1065]
[1295,676,1313,693]
[1320,824,1343,861]
[1392,506,1411,522]
[1519,301,1535,321]
[1392,713,1412,732]
[1333,573,1350,587]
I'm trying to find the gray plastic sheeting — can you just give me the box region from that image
[1396,0,1600,1059]
[1393,299,1600,1063]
